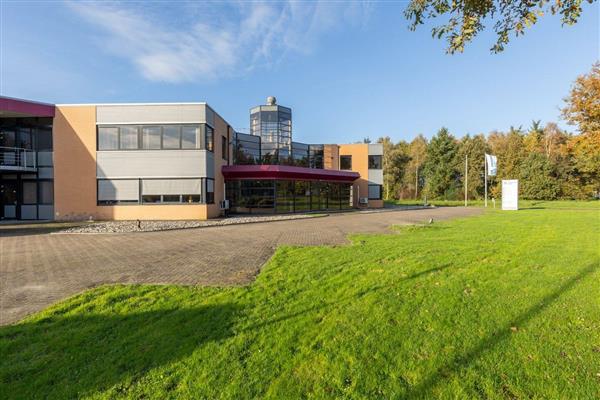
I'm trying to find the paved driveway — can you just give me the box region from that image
[0,207,482,325]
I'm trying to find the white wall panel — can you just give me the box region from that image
[97,104,207,124]
[97,150,211,178]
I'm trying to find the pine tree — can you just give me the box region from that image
[423,128,460,199]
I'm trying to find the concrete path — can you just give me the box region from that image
[0,207,482,325]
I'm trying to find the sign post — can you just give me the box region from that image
[502,180,519,210]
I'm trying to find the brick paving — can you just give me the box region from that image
[0,207,482,325]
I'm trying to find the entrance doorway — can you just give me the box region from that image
[0,180,18,219]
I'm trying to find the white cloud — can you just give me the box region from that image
[66,1,371,83]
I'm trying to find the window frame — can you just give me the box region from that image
[368,155,383,170]
[368,184,383,200]
[340,155,352,170]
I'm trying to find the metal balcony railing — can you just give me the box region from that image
[0,146,37,171]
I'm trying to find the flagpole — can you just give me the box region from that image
[484,155,488,208]
[464,155,468,207]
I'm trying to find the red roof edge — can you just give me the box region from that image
[0,96,55,117]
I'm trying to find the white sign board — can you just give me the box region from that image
[502,180,519,210]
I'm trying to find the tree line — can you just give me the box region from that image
[378,63,600,201]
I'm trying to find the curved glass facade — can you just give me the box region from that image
[226,180,353,214]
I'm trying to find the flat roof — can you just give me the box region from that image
[0,96,55,118]
[222,165,360,182]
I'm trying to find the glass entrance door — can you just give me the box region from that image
[0,180,18,219]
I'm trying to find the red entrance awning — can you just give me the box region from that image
[222,165,360,182]
[0,96,55,118]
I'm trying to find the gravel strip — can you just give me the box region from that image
[57,214,326,234]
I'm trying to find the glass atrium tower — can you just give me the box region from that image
[250,96,292,164]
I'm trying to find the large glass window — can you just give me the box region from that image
[162,126,181,149]
[181,126,199,149]
[38,181,54,204]
[368,155,382,169]
[205,125,214,152]
[340,155,352,170]
[368,184,382,200]
[222,136,228,160]
[142,126,162,149]
[276,181,294,213]
[98,127,119,150]
[22,181,37,204]
[119,126,139,150]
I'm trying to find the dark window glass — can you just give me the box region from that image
[119,126,139,149]
[162,195,181,203]
[36,127,53,151]
[22,181,37,204]
[368,155,382,169]
[142,126,162,149]
[162,126,180,149]
[18,128,33,149]
[98,127,119,150]
[0,130,16,148]
[206,179,215,203]
[39,181,54,204]
[222,136,228,160]
[205,125,214,152]
[368,184,382,200]
[340,155,352,170]
[181,126,198,149]
[275,180,294,213]
[142,195,161,203]
[183,194,201,203]
[294,181,310,212]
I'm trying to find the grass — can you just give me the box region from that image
[388,198,600,209]
[1,205,599,399]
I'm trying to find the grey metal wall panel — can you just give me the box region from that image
[97,104,207,124]
[97,150,209,178]
[38,205,54,220]
[206,152,214,178]
[368,169,384,185]
[142,179,202,195]
[98,179,139,201]
[38,167,54,179]
[368,143,383,155]
[21,205,37,220]
[38,151,53,166]
[4,205,16,218]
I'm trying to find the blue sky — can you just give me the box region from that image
[1,1,598,144]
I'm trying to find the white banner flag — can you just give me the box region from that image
[485,154,497,176]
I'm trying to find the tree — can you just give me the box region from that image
[405,0,596,54]
[401,134,428,199]
[423,127,460,199]
[520,153,560,199]
[562,62,600,135]
[487,127,526,197]
[562,63,600,197]
[378,137,410,200]
[458,134,488,199]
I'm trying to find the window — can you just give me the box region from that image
[205,125,214,152]
[98,127,119,150]
[368,155,382,169]
[142,195,161,203]
[183,195,201,203]
[340,155,352,170]
[142,126,162,149]
[119,126,139,150]
[368,184,382,200]
[22,181,37,204]
[206,179,214,203]
[36,127,53,151]
[162,126,180,149]
[97,179,140,204]
[162,195,181,203]
[181,126,198,149]
[222,136,228,160]
[38,181,54,204]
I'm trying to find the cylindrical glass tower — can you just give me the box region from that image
[250,96,292,164]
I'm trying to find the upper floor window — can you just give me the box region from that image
[97,124,208,151]
[222,136,228,160]
[340,155,352,170]
[205,125,214,152]
[368,155,382,169]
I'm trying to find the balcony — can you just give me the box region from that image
[0,147,37,172]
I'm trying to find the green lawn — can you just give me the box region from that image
[1,206,599,399]
[389,198,600,209]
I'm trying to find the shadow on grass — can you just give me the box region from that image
[406,260,599,399]
[0,303,241,399]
